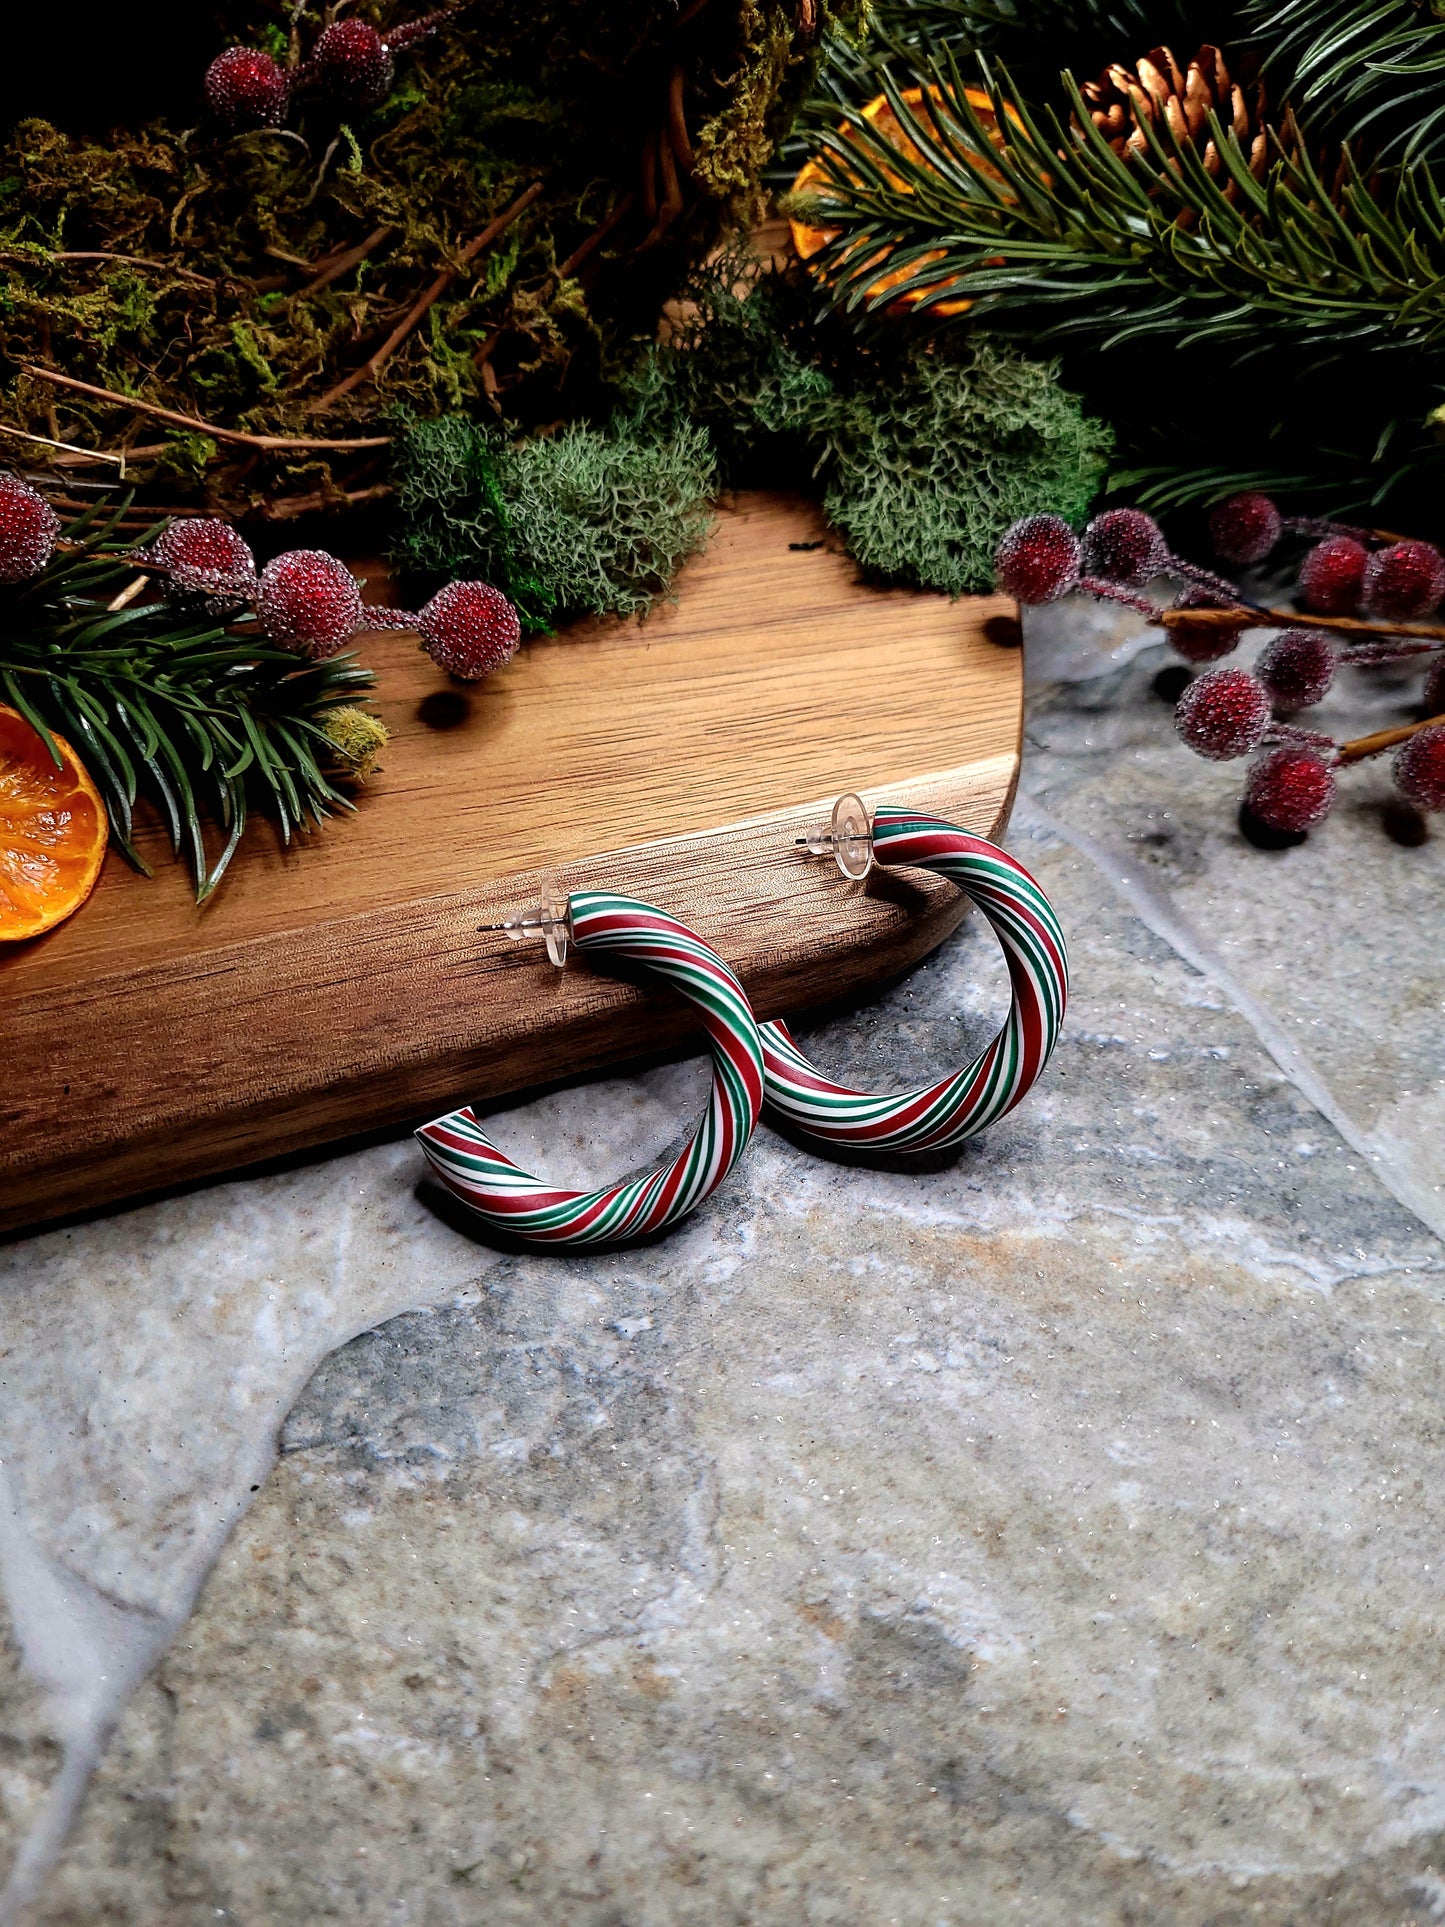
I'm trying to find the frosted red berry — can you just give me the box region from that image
[1208,491,1282,566]
[0,472,60,584]
[1174,667,1271,760]
[1362,539,1445,621]
[995,515,1080,605]
[257,550,363,658]
[418,581,521,679]
[1255,628,1336,711]
[310,21,395,106]
[1393,724,1445,812]
[205,46,290,129]
[1168,585,1245,663]
[149,518,257,599]
[1245,747,1336,833]
[1298,536,1366,616]
[1080,508,1169,588]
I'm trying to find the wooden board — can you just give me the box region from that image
[0,492,1022,1236]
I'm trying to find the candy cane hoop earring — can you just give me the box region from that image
[761,797,1068,1153]
[417,888,765,1248]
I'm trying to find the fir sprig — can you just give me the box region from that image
[0,498,376,899]
[796,50,1445,361]
[1247,0,1445,162]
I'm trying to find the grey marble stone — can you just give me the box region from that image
[5,616,1445,1923]
[0,1610,60,1895]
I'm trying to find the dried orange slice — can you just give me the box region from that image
[789,85,1016,318]
[0,704,108,941]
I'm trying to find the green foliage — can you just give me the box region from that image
[0,499,377,898]
[0,0,856,518]
[393,254,1106,614]
[635,255,1111,594]
[816,335,1108,591]
[783,9,1445,524]
[392,413,718,633]
[1246,0,1445,162]
[799,56,1445,360]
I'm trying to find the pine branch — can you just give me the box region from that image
[796,48,1445,362]
[1246,0,1445,162]
[0,502,377,900]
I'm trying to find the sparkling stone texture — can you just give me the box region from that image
[4,617,1445,1923]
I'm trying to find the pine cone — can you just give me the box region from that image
[1078,45,1291,222]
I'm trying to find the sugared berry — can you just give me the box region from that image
[418,581,521,679]
[1168,585,1245,663]
[1208,491,1282,566]
[148,518,257,599]
[1080,508,1169,588]
[1298,536,1366,615]
[995,515,1080,605]
[1363,539,1445,621]
[1255,628,1336,711]
[205,46,290,129]
[310,21,394,106]
[257,550,363,658]
[1245,747,1336,833]
[1393,724,1445,811]
[0,472,60,584]
[1174,667,1271,760]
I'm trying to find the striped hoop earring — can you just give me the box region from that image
[761,798,1068,1153]
[417,887,764,1248]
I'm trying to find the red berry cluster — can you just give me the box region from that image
[204,8,454,132]
[140,520,521,683]
[996,491,1445,846]
[1206,489,1445,624]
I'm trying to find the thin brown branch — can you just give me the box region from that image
[0,422,129,466]
[1158,605,1445,644]
[296,224,397,298]
[105,574,150,612]
[666,66,694,174]
[259,481,395,520]
[1337,710,1445,766]
[311,181,544,409]
[556,195,636,281]
[23,368,391,454]
[0,250,219,289]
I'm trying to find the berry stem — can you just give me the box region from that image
[1077,575,1156,616]
[1282,515,1410,545]
[1169,556,1257,605]
[1158,605,1445,644]
[1336,709,1445,766]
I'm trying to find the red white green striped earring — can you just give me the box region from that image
[761,797,1068,1153]
[417,889,765,1248]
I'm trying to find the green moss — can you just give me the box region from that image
[393,412,717,632]
[319,705,390,779]
[632,253,1111,594]
[393,252,1107,625]
[0,1,859,517]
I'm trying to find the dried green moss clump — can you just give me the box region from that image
[394,257,1108,624]
[393,414,716,633]
[635,257,1111,596]
[0,1,855,519]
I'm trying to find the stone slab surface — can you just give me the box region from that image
[3,611,1445,1924]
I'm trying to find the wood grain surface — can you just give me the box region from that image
[0,492,1022,1235]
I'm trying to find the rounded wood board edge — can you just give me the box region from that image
[0,759,1018,1238]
